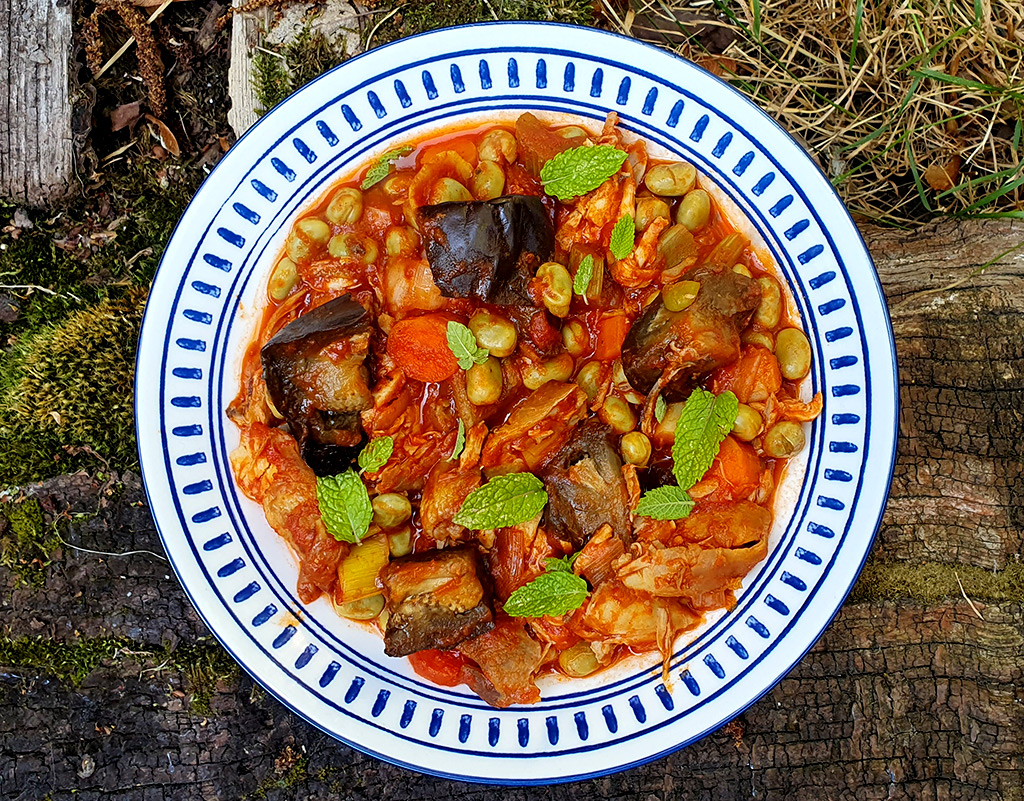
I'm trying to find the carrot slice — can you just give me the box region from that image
[709,436,762,499]
[387,314,460,382]
[594,312,630,361]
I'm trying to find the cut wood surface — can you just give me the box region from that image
[0,0,74,206]
[2,219,1023,799]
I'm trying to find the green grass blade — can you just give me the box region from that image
[934,165,1020,199]
[751,0,761,41]
[909,68,1022,97]
[905,143,933,213]
[957,172,1024,214]
[957,211,1024,220]
[708,0,855,118]
[849,0,864,69]
[895,24,976,72]
[833,94,1008,183]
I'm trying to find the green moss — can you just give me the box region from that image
[0,157,200,487]
[0,634,238,714]
[253,49,291,116]
[0,160,198,340]
[169,640,241,716]
[0,497,59,586]
[285,26,346,94]
[246,754,309,799]
[0,635,129,685]
[371,0,597,45]
[252,26,345,118]
[848,559,1024,604]
[0,289,147,487]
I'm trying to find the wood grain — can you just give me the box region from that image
[0,0,74,205]
[868,220,1024,570]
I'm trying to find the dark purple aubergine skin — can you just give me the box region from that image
[378,545,494,657]
[261,294,371,458]
[621,265,761,400]
[418,195,554,305]
[542,420,632,549]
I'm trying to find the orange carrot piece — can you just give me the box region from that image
[387,314,460,382]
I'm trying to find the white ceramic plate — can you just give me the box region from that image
[135,22,898,784]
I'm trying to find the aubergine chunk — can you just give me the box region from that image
[542,421,632,550]
[261,294,373,450]
[378,545,494,657]
[418,195,554,305]
[622,265,761,400]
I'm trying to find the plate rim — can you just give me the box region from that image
[134,19,899,784]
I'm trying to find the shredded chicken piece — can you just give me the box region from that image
[419,423,487,543]
[230,422,347,603]
[609,215,669,289]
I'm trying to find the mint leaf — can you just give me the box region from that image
[446,321,490,370]
[545,552,580,573]
[361,146,413,190]
[634,485,695,520]
[573,254,594,296]
[655,395,668,424]
[317,470,372,543]
[452,472,547,529]
[609,214,635,260]
[504,569,589,617]
[450,420,466,461]
[358,436,393,473]
[540,145,628,201]
[671,388,739,489]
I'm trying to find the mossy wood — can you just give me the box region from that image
[0,0,74,205]
[1,220,1022,796]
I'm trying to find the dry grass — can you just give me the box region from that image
[609,0,1024,224]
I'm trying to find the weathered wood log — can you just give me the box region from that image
[0,0,74,205]
[868,219,1024,570]
[1,219,1022,798]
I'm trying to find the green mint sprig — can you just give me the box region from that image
[634,485,695,520]
[358,436,393,473]
[671,388,739,489]
[545,552,581,573]
[361,146,413,190]
[450,420,466,461]
[655,395,668,424]
[609,214,635,260]
[540,145,628,201]
[452,472,547,529]
[573,254,594,296]
[316,470,372,544]
[504,566,589,618]
[446,321,490,370]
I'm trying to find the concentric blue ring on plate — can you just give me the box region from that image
[135,22,898,784]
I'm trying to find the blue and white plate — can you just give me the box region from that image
[136,22,898,784]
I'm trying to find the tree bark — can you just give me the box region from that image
[2,219,1023,799]
[0,0,74,206]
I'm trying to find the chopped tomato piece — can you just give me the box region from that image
[515,112,582,176]
[594,313,630,361]
[387,314,459,382]
[407,649,471,687]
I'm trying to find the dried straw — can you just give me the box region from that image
[613,0,1024,224]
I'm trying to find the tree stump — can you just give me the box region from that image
[1,219,1022,798]
[0,0,74,205]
